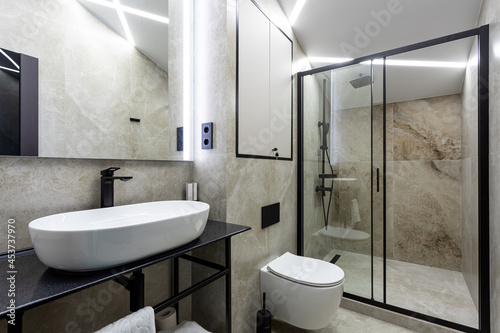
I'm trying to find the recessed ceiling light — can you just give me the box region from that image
[310,57,466,68]
[309,57,353,64]
[289,0,307,26]
[379,59,466,68]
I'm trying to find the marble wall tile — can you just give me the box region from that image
[0,261,172,333]
[392,160,462,271]
[461,37,479,310]
[314,95,463,271]
[333,106,372,163]
[302,75,334,259]
[0,157,192,251]
[0,155,192,331]
[393,95,462,161]
[189,0,231,330]
[210,0,307,331]
[472,1,500,329]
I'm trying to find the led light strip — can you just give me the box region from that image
[309,57,466,68]
[183,0,192,160]
[113,0,135,45]
[0,66,19,73]
[82,0,169,23]
[289,0,308,26]
[81,0,169,45]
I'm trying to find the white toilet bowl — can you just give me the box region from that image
[260,252,344,330]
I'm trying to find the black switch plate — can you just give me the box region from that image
[177,127,183,151]
[262,203,280,229]
[202,122,213,149]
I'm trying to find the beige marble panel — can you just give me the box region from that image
[393,95,462,161]
[392,160,461,271]
[333,106,372,163]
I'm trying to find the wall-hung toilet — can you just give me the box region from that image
[260,252,344,330]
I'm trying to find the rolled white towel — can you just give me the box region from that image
[95,306,155,333]
[351,198,361,224]
[158,321,211,333]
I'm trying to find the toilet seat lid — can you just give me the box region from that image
[267,252,344,287]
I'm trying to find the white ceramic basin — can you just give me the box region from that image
[29,201,210,272]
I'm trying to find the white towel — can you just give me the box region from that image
[351,198,361,224]
[158,321,211,333]
[95,306,155,333]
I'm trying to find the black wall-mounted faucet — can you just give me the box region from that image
[100,167,133,208]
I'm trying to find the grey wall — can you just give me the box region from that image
[190,0,308,331]
[475,1,500,331]
[461,37,479,310]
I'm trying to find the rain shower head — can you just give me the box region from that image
[350,74,372,89]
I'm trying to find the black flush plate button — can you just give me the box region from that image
[262,203,280,229]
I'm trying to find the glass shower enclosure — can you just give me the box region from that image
[297,26,489,332]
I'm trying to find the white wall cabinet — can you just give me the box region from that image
[237,0,293,160]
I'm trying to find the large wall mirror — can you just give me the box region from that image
[0,0,194,161]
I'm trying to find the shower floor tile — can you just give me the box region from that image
[328,250,478,329]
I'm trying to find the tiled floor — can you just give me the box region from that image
[271,307,416,333]
[324,250,478,328]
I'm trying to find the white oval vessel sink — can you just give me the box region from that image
[29,201,210,272]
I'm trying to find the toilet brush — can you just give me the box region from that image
[256,292,271,333]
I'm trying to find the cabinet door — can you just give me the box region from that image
[237,0,292,160]
[269,23,292,159]
[238,0,270,156]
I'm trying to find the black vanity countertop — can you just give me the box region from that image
[0,220,250,319]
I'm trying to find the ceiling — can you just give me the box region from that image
[76,0,169,72]
[75,0,484,104]
[277,0,483,104]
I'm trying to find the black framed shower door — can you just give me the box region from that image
[297,25,489,333]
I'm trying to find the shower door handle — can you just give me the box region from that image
[376,168,380,192]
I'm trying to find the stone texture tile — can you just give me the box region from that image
[334,251,478,328]
[271,307,416,333]
[392,160,461,271]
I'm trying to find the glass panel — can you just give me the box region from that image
[302,61,373,299]
[372,58,384,302]
[385,36,478,328]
